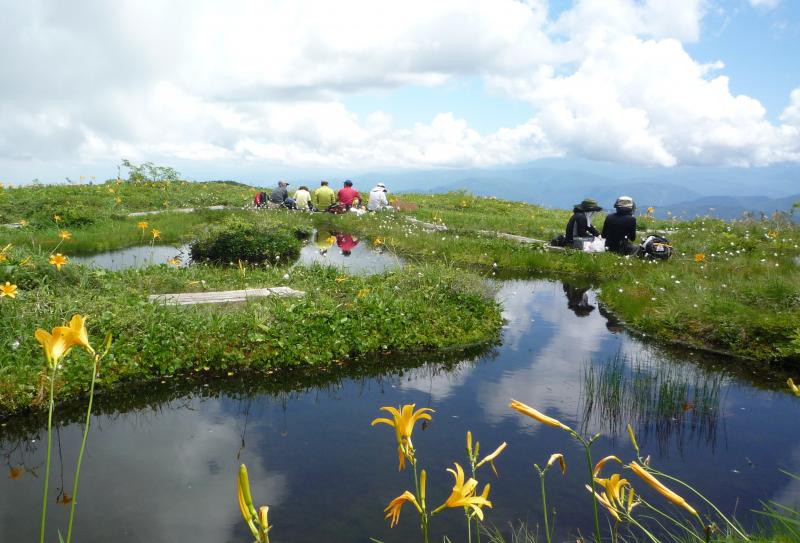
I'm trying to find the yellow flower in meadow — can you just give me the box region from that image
[787,378,800,397]
[49,253,68,270]
[19,219,28,227]
[629,462,698,516]
[59,230,71,240]
[509,399,572,431]
[768,230,778,239]
[137,221,149,230]
[0,254,6,263]
[434,463,492,520]
[34,326,74,367]
[475,442,508,476]
[335,274,348,283]
[53,214,61,222]
[383,490,422,528]
[151,228,161,239]
[372,404,434,470]
[1,282,17,298]
[694,253,705,263]
[356,288,370,298]
[372,237,384,247]
[168,257,181,267]
[115,197,122,204]
[646,207,655,214]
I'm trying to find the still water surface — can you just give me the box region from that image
[1,280,798,542]
[70,229,403,275]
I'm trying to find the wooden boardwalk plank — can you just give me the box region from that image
[149,287,305,305]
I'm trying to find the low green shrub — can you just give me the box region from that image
[190,216,305,265]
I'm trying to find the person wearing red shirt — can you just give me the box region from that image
[336,180,361,208]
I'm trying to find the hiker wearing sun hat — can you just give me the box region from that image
[367,182,392,211]
[564,198,602,249]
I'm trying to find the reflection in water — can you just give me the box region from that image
[296,229,404,275]
[563,283,595,317]
[71,244,190,271]
[581,352,725,455]
[1,280,799,542]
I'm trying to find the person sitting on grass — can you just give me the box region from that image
[293,185,313,211]
[336,180,361,210]
[564,198,602,249]
[270,180,295,209]
[602,195,639,255]
[313,180,336,211]
[367,183,392,211]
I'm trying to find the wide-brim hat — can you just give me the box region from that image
[575,198,602,212]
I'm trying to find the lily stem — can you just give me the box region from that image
[39,366,57,543]
[581,438,602,543]
[540,472,551,543]
[66,354,98,543]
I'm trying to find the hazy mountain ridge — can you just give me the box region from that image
[355,161,800,218]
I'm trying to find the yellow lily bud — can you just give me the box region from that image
[509,399,572,431]
[476,442,508,477]
[466,431,473,457]
[627,424,640,455]
[629,463,698,517]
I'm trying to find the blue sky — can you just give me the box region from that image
[0,0,798,185]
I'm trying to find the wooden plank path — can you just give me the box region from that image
[477,230,566,251]
[149,287,305,305]
[128,205,229,217]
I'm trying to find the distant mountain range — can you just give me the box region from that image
[353,161,800,220]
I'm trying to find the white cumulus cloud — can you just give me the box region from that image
[0,0,797,175]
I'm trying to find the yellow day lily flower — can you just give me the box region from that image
[151,229,161,240]
[586,484,621,522]
[788,378,800,397]
[476,442,508,477]
[49,253,68,270]
[59,230,71,240]
[384,490,422,528]
[372,404,434,470]
[1,282,17,298]
[66,314,94,354]
[546,453,567,475]
[509,399,572,431]
[593,455,622,477]
[137,221,149,230]
[34,326,74,367]
[434,463,492,520]
[629,462,698,517]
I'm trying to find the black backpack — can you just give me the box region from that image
[641,235,672,259]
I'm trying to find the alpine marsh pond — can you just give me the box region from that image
[1,280,798,542]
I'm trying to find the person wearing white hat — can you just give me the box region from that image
[367,182,392,211]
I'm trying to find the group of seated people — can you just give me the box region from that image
[254,180,393,213]
[562,195,640,255]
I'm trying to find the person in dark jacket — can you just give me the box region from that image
[564,198,602,248]
[270,180,296,209]
[602,195,638,255]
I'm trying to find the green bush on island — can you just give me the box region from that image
[189,216,309,265]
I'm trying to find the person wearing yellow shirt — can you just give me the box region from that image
[313,180,336,211]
